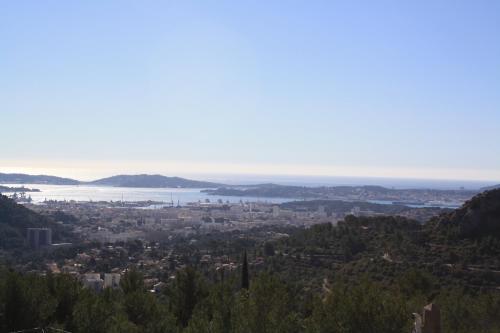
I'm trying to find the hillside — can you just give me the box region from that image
[480,184,500,191]
[0,172,224,188]
[270,189,500,292]
[0,173,80,185]
[0,185,40,193]
[431,188,500,239]
[204,183,477,206]
[204,184,396,199]
[88,174,223,188]
[0,195,77,249]
[0,195,54,248]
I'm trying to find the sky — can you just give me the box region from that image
[1,0,500,182]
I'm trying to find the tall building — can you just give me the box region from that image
[272,205,280,217]
[82,273,104,293]
[104,273,121,289]
[27,228,52,249]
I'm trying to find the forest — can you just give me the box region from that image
[1,261,500,332]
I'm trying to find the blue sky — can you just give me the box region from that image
[1,1,499,181]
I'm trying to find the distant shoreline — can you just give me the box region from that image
[0,185,40,193]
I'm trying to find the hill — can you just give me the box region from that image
[0,195,78,249]
[480,184,500,191]
[0,172,224,188]
[0,195,56,248]
[0,173,80,185]
[204,183,476,206]
[0,185,40,193]
[431,188,500,239]
[268,189,500,292]
[88,174,223,188]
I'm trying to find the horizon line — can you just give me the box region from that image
[0,160,499,185]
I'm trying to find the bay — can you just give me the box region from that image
[0,184,289,205]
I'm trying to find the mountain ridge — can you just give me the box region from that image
[0,172,223,188]
[0,173,80,185]
[87,174,223,188]
[480,184,500,191]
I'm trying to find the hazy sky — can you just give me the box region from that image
[1,1,500,181]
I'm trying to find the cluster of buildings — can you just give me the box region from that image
[19,197,444,295]
[81,272,121,292]
[39,241,248,294]
[26,200,337,245]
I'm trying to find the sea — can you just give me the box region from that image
[0,184,290,205]
[1,174,495,208]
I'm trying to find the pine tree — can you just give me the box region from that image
[120,267,144,294]
[4,271,25,331]
[241,250,249,290]
[166,266,208,327]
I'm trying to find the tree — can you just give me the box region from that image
[165,266,208,327]
[124,291,177,332]
[49,273,84,330]
[3,271,25,331]
[233,273,301,333]
[241,250,249,290]
[185,281,235,333]
[72,288,133,333]
[3,271,56,331]
[397,268,436,298]
[306,280,410,333]
[120,268,144,294]
[264,242,275,257]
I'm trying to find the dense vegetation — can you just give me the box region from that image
[268,190,500,290]
[1,263,500,332]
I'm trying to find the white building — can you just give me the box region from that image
[104,273,121,289]
[82,273,103,292]
[272,206,280,217]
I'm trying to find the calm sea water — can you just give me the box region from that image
[1,184,289,205]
